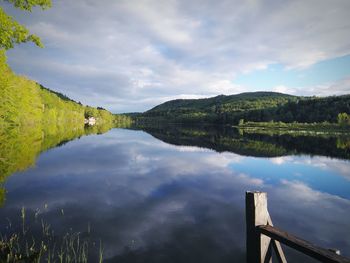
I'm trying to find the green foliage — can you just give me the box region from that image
[147,92,295,115]
[96,108,113,123]
[0,123,79,185]
[0,187,5,207]
[238,120,350,132]
[256,96,350,123]
[0,51,122,193]
[337,137,350,150]
[0,0,51,49]
[83,107,133,126]
[0,7,41,49]
[39,84,79,102]
[338,112,350,126]
[0,117,118,205]
[114,114,133,127]
[0,49,42,126]
[0,51,133,203]
[140,92,298,124]
[0,51,117,129]
[84,106,98,118]
[4,0,51,11]
[0,50,84,127]
[139,91,350,125]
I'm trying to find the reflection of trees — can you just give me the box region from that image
[0,121,126,206]
[1,125,43,183]
[134,124,350,160]
[337,137,350,150]
[0,188,5,207]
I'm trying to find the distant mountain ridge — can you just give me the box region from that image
[139,91,350,124]
[147,91,299,113]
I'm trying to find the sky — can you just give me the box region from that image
[3,0,350,113]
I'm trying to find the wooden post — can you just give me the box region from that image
[246,191,348,263]
[246,191,272,263]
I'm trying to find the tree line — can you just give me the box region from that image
[137,92,350,126]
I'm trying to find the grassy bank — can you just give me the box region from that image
[237,121,350,134]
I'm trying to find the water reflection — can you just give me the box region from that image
[0,121,121,204]
[0,126,349,262]
[133,123,350,159]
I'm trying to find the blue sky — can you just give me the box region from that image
[235,55,350,91]
[2,0,350,112]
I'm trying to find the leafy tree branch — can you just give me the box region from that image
[0,0,51,49]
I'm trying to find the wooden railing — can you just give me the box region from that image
[245,191,350,263]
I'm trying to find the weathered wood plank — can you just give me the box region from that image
[258,225,350,263]
[246,191,272,263]
[272,239,287,263]
[268,215,287,263]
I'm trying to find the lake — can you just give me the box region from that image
[0,125,350,262]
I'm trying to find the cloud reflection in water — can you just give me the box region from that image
[1,128,350,262]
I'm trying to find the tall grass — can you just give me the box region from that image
[0,207,103,262]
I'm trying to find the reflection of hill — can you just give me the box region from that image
[0,122,126,206]
[133,124,350,160]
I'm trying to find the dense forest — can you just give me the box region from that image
[136,91,350,125]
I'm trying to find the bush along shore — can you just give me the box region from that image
[237,114,350,134]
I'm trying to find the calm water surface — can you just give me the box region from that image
[1,127,350,262]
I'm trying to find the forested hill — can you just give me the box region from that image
[0,50,132,200]
[148,92,297,113]
[39,84,81,104]
[0,50,131,127]
[139,92,350,124]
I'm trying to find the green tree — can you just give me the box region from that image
[0,0,51,49]
[337,112,350,126]
[84,106,99,118]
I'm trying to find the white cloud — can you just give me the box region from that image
[272,85,297,95]
[311,78,350,96]
[270,156,292,165]
[269,155,350,181]
[269,77,350,97]
[4,0,350,112]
